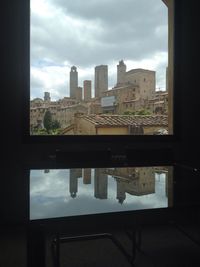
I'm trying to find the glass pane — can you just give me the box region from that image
[30,166,173,220]
[30,0,172,135]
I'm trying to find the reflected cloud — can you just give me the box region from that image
[30,166,172,220]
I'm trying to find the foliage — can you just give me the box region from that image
[43,111,61,133]
[51,120,61,130]
[43,110,52,133]
[123,109,152,115]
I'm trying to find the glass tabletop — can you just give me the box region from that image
[30,166,173,220]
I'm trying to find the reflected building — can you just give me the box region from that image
[104,167,139,180]
[94,169,108,199]
[116,180,126,204]
[107,167,155,200]
[83,168,91,184]
[126,167,155,196]
[68,167,171,204]
[69,168,82,198]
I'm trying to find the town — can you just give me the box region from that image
[30,60,168,135]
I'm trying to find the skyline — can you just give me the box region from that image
[31,0,168,101]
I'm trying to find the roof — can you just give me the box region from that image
[77,114,168,127]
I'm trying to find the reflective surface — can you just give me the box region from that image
[30,166,173,220]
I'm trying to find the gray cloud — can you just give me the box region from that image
[31,0,167,66]
[31,0,168,98]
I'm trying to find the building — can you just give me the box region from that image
[95,65,108,98]
[73,114,168,135]
[94,169,108,199]
[44,92,51,102]
[101,63,156,115]
[117,60,127,86]
[75,86,82,102]
[83,80,92,101]
[70,66,78,98]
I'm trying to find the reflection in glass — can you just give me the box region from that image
[30,166,173,220]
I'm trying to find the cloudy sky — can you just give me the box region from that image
[30,0,168,100]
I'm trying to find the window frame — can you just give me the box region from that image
[22,0,179,147]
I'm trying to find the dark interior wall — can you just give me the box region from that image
[174,0,199,167]
[2,0,199,163]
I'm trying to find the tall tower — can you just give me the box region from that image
[94,169,108,199]
[83,80,92,101]
[117,60,126,85]
[44,92,51,102]
[70,66,78,98]
[95,65,108,98]
[75,86,82,101]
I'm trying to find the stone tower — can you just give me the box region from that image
[75,86,82,101]
[70,66,78,98]
[83,80,92,101]
[117,60,126,85]
[94,169,108,199]
[44,92,51,102]
[95,65,108,98]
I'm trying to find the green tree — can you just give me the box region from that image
[43,110,52,133]
[51,120,61,130]
[136,109,151,115]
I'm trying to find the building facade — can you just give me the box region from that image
[95,65,108,98]
[70,66,78,98]
[83,80,92,101]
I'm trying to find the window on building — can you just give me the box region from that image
[30,0,173,136]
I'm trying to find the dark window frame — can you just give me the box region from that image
[22,0,180,149]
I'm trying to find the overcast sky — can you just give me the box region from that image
[30,0,168,100]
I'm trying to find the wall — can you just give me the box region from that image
[97,127,128,135]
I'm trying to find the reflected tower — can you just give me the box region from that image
[94,169,108,199]
[116,179,126,204]
[69,169,82,198]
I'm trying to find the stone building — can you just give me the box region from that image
[101,62,156,115]
[95,65,108,98]
[117,60,127,85]
[44,92,51,102]
[101,84,141,114]
[75,86,82,102]
[30,95,88,132]
[83,80,92,101]
[70,66,78,98]
[30,60,168,135]
[72,114,168,135]
[147,90,168,114]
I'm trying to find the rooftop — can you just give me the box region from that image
[76,114,168,127]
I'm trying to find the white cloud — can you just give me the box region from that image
[30,0,168,99]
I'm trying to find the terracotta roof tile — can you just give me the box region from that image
[77,114,167,127]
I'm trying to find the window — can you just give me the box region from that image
[29,0,174,138]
